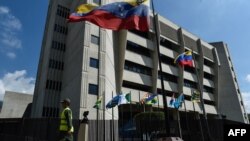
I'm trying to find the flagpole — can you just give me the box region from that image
[96,95,99,141]
[151,0,170,136]
[176,109,182,138]
[103,92,106,141]
[183,96,192,141]
[192,102,204,141]
[112,91,114,141]
[129,91,134,140]
[191,51,212,141]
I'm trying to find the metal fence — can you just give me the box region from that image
[0,118,245,141]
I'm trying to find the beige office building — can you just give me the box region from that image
[31,0,248,124]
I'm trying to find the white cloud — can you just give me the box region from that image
[0,5,22,58]
[246,74,250,83]
[0,6,9,14]
[6,52,16,59]
[242,92,250,113]
[0,70,35,101]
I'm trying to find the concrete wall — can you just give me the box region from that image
[0,91,33,118]
[211,42,249,123]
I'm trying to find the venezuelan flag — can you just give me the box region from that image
[68,0,149,31]
[174,51,193,67]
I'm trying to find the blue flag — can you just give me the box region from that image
[173,94,184,109]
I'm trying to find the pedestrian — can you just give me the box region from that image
[59,98,74,141]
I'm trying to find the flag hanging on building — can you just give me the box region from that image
[68,0,150,31]
[93,95,103,109]
[174,51,193,67]
[191,90,200,103]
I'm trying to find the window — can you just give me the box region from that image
[93,0,100,4]
[126,41,151,57]
[46,80,62,91]
[49,59,64,70]
[89,84,98,95]
[160,54,175,66]
[204,72,214,80]
[158,71,178,83]
[203,85,214,93]
[237,89,241,94]
[124,60,152,76]
[91,35,100,45]
[184,79,197,89]
[54,24,68,35]
[185,66,196,74]
[90,58,99,68]
[52,41,66,52]
[57,5,70,19]
[123,80,152,92]
[160,37,179,52]
[204,58,214,67]
[129,30,148,39]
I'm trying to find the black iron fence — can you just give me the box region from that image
[0,118,246,141]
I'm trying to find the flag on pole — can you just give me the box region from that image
[173,94,184,109]
[118,93,131,105]
[93,95,103,109]
[169,93,175,107]
[140,93,157,105]
[174,51,193,67]
[191,90,200,103]
[106,93,131,109]
[68,0,150,31]
[145,94,158,104]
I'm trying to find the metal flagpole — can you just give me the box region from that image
[151,0,170,136]
[111,91,114,141]
[192,101,204,141]
[129,91,134,140]
[103,92,106,141]
[182,95,192,141]
[191,51,212,141]
[176,109,182,138]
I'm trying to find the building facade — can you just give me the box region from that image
[31,0,248,124]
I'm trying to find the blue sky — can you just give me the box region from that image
[0,0,249,112]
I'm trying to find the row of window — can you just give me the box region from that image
[204,58,214,67]
[126,41,151,57]
[42,107,59,117]
[204,72,214,80]
[124,60,152,76]
[160,37,179,53]
[203,85,214,93]
[49,59,64,70]
[158,71,178,83]
[52,41,66,52]
[46,80,62,91]
[129,30,149,39]
[57,5,70,19]
[54,24,68,35]
[184,79,197,89]
[160,54,176,66]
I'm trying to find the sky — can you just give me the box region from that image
[0,0,249,112]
